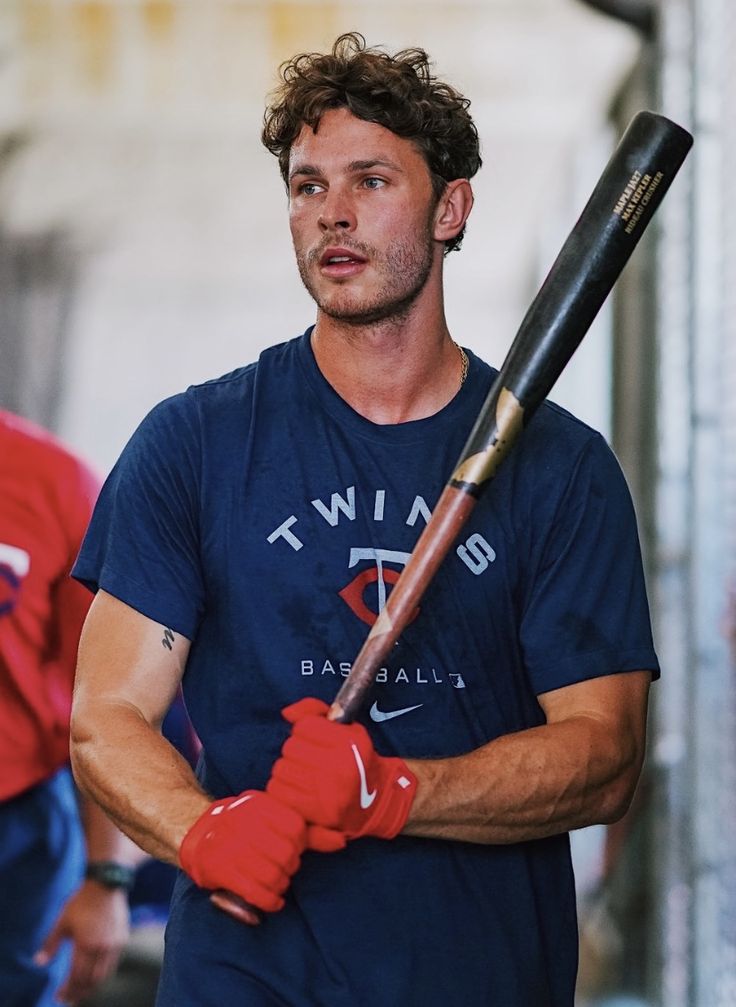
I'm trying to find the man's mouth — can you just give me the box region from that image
[320,247,368,267]
[318,247,368,274]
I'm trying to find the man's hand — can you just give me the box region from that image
[34,881,130,1005]
[267,698,418,839]
[179,789,345,914]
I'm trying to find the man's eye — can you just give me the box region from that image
[299,182,323,196]
[363,177,385,190]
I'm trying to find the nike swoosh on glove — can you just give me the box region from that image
[179,789,345,913]
[267,698,418,840]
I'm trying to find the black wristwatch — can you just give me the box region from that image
[85,860,136,891]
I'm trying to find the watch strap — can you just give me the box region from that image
[85,860,136,891]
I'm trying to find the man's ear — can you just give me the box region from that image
[433,179,474,244]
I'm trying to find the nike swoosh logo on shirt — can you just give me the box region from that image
[351,744,377,809]
[369,702,423,723]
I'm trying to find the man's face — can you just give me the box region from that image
[287,107,442,325]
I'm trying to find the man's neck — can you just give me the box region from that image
[311,307,464,425]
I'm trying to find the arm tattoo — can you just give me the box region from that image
[161,627,175,651]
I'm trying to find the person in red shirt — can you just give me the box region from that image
[0,409,136,1006]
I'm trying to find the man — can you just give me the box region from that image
[0,409,136,1006]
[70,33,658,1006]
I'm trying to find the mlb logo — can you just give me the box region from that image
[0,543,30,616]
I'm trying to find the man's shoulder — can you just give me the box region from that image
[128,334,307,453]
[0,409,100,495]
[532,397,604,453]
[179,334,305,410]
[1,407,80,461]
[466,351,604,452]
[497,395,621,515]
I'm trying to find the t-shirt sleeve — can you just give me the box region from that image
[72,394,204,641]
[520,432,660,695]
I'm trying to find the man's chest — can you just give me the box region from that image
[194,460,529,756]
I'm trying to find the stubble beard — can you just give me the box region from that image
[295,222,436,327]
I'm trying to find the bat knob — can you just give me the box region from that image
[210,889,261,925]
[327,701,346,722]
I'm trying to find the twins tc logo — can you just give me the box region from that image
[338,548,419,628]
[0,543,30,617]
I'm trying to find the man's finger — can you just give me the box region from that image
[281,697,330,723]
[307,825,347,853]
[56,949,99,1004]
[33,922,63,967]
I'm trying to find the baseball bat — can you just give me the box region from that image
[329,109,692,722]
[213,109,693,924]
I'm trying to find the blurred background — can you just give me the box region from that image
[0,0,734,1004]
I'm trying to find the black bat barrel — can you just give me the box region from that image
[450,111,693,496]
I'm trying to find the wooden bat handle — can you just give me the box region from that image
[329,486,477,722]
[210,889,261,925]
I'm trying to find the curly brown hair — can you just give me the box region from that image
[262,32,482,253]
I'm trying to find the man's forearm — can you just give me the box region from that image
[404,714,642,845]
[80,788,148,867]
[71,702,210,866]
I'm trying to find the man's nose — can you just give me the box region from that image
[318,189,356,231]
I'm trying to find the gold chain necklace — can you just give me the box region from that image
[454,342,469,386]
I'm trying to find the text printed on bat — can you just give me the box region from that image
[613,170,664,234]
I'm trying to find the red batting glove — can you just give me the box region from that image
[267,698,418,840]
[179,789,345,914]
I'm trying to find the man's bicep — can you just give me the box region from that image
[74,589,191,729]
[538,670,651,757]
[538,671,652,822]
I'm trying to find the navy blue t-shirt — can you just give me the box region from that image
[74,329,659,1006]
